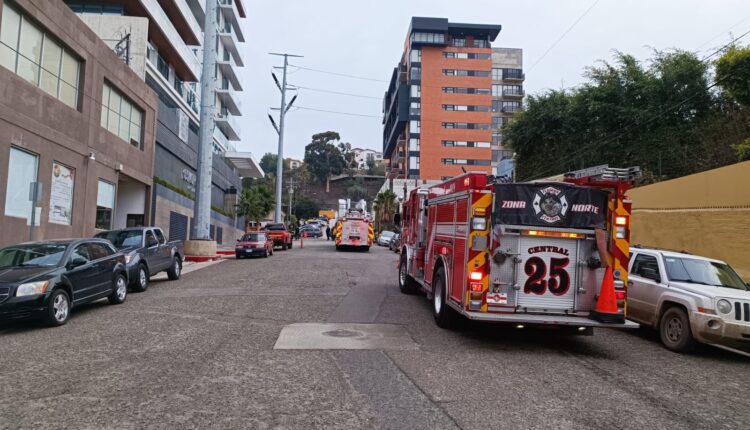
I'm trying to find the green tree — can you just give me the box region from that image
[345,178,368,201]
[734,138,750,162]
[304,131,346,190]
[294,197,320,220]
[338,142,358,169]
[237,186,274,227]
[372,190,398,231]
[715,46,750,105]
[259,153,289,177]
[506,50,723,181]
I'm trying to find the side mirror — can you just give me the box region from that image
[66,256,86,270]
[393,213,401,226]
[640,267,661,283]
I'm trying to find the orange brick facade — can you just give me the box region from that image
[418,41,493,180]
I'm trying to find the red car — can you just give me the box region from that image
[235,232,274,259]
[262,223,293,250]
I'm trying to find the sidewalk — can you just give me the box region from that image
[150,258,225,281]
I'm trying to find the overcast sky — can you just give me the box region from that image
[237,0,750,162]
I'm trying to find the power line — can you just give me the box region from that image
[526,0,601,73]
[289,65,389,83]
[295,105,382,118]
[700,28,750,62]
[296,86,383,100]
[696,14,750,50]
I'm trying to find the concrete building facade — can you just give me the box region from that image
[352,148,383,170]
[68,0,262,245]
[491,47,523,179]
[383,17,503,181]
[0,0,158,247]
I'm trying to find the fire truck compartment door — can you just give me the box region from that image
[516,236,578,312]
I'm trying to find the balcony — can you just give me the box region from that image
[502,72,525,81]
[216,79,241,116]
[219,22,243,66]
[215,110,241,141]
[219,0,245,42]
[502,89,525,98]
[217,51,242,91]
[142,0,201,81]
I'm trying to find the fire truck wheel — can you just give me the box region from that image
[432,267,456,329]
[399,255,418,294]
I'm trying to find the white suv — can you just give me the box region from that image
[628,247,750,354]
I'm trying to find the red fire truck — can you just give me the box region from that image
[334,212,374,252]
[397,166,641,332]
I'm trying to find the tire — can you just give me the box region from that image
[44,289,70,327]
[399,254,419,294]
[281,242,288,251]
[108,274,128,305]
[659,307,696,352]
[236,253,242,259]
[167,256,182,281]
[432,267,456,329]
[132,264,149,293]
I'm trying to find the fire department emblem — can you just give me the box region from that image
[532,187,569,223]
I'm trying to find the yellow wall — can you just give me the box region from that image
[629,161,750,280]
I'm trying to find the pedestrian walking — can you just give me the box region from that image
[326,225,332,241]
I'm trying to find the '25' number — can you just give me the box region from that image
[524,257,570,296]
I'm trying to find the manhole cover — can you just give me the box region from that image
[274,323,419,350]
[323,329,362,338]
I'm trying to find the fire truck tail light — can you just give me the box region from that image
[470,282,483,292]
[469,271,483,281]
[615,226,627,239]
[523,230,584,239]
[615,290,626,301]
[471,217,486,231]
[615,216,628,226]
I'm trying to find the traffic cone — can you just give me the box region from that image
[589,266,625,324]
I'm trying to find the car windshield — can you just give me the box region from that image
[96,230,143,249]
[241,234,265,242]
[0,244,68,268]
[381,231,395,238]
[264,224,286,231]
[664,256,748,291]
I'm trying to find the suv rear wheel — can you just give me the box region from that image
[167,256,182,280]
[659,306,696,352]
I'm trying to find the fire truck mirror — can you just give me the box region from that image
[394,213,402,226]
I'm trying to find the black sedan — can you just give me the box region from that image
[0,239,129,326]
[299,225,322,238]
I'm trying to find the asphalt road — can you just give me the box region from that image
[1,239,748,429]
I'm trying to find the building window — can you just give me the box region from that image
[410,84,420,98]
[503,68,524,80]
[501,101,521,113]
[410,120,420,133]
[442,158,490,166]
[442,87,491,95]
[409,102,420,116]
[492,68,502,80]
[503,85,523,96]
[409,157,419,169]
[156,53,169,80]
[4,147,38,218]
[410,66,420,80]
[492,84,502,97]
[409,137,420,151]
[96,180,115,230]
[65,3,124,15]
[473,39,489,48]
[442,122,491,130]
[451,37,466,47]
[444,52,490,60]
[101,82,143,148]
[409,48,421,63]
[0,3,81,109]
[411,32,445,44]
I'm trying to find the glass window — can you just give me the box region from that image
[409,48,421,63]
[410,66,420,80]
[101,82,143,148]
[87,243,113,260]
[492,68,502,80]
[409,138,420,151]
[154,229,166,244]
[17,17,42,84]
[492,84,502,97]
[4,147,38,218]
[474,39,489,48]
[451,38,465,47]
[96,180,115,230]
[502,101,521,113]
[409,120,420,133]
[40,36,61,97]
[409,102,420,116]
[632,254,660,279]
[0,4,21,71]
[70,244,91,263]
[410,84,420,98]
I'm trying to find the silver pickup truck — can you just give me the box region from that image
[627,247,750,354]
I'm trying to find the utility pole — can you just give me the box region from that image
[288,176,294,221]
[191,0,219,242]
[268,52,302,223]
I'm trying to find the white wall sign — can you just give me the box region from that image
[49,162,74,225]
[178,108,189,143]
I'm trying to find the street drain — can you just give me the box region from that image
[323,329,362,338]
[274,323,419,350]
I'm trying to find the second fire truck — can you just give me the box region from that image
[397,166,640,332]
[334,211,374,252]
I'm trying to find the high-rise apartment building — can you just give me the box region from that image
[383,17,523,182]
[491,47,523,178]
[68,0,261,244]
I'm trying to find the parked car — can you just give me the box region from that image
[95,227,183,292]
[377,231,395,247]
[299,224,322,238]
[389,233,401,253]
[628,246,750,354]
[0,239,129,326]
[235,232,274,258]
[262,223,294,250]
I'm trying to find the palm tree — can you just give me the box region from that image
[373,190,398,231]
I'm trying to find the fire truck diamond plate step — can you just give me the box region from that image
[274,323,419,350]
